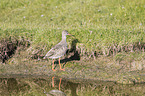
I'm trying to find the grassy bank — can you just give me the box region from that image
[0,0,145,83]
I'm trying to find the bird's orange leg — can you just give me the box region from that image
[52,59,56,71]
[52,76,55,87]
[59,58,65,71]
[59,78,62,90]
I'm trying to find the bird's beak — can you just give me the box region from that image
[68,34,75,37]
[68,33,72,35]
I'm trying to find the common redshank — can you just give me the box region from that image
[43,30,72,71]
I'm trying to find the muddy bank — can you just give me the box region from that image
[0,37,30,63]
[0,36,145,84]
[0,55,145,84]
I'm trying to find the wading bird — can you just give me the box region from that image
[43,30,72,71]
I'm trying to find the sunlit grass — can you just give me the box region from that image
[0,0,144,54]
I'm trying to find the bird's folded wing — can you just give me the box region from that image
[45,44,64,57]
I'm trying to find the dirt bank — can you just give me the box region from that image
[0,37,145,84]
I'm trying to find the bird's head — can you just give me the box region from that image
[62,30,70,35]
[62,30,74,37]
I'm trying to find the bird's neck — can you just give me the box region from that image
[61,35,66,42]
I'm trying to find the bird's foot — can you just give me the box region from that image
[52,69,56,71]
[60,68,65,71]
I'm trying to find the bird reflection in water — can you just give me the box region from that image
[44,77,66,96]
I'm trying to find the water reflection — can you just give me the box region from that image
[44,77,66,96]
[0,76,145,96]
[43,76,78,96]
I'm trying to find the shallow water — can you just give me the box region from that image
[0,75,145,96]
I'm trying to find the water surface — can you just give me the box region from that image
[0,74,145,96]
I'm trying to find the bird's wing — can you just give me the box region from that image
[45,48,55,57]
[45,43,65,57]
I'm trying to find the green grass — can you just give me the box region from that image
[0,0,145,54]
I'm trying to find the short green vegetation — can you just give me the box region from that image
[0,0,144,52]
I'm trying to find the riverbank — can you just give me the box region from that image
[0,0,145,84]
[0,50,145,84]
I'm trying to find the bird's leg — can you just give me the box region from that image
[52,59,56,71]
[59,78,62,90]
[52,76,55,87]
[59,58,65,71]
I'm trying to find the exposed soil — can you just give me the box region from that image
[0,37,30,63]
[0,37,145,84]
